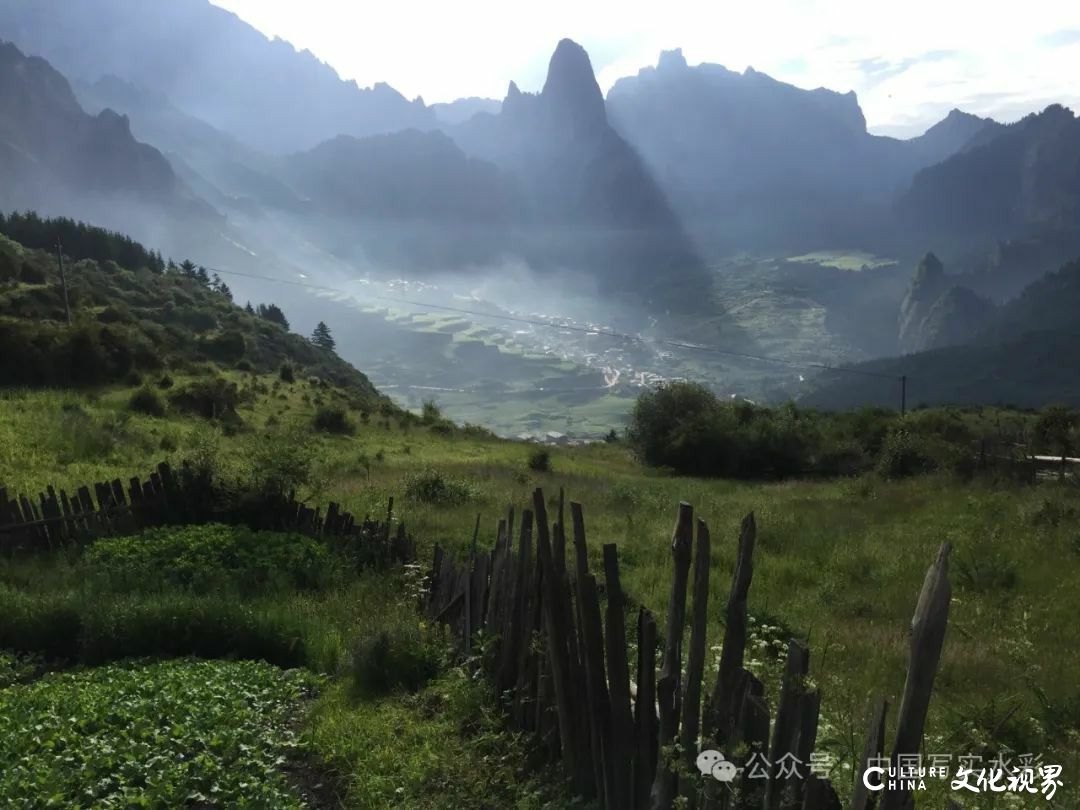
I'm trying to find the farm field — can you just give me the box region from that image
[2,380,1079,805]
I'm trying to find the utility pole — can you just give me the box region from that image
[56,239,71,326]
[900,374,907,416]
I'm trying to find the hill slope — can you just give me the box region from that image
[899,105,1080,246]
[0,213,383,399]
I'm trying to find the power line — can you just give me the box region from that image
[206,266,905,384]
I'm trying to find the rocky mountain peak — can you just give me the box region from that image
[541,38,606,132]
[657,48,688,72]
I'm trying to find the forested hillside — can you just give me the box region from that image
[0,213,383,399]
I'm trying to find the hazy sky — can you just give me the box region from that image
[210,0,1080,138]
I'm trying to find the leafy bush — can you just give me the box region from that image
[627,383,813,479]
[86,524,333,594]
[527,448,552,472]
[875,427,936,479]
[403,468,474,506]
[128,385,166,417]
[421,399,442,425]
[351,629,442,699]
[313,405,354,435]
[169,377,240,421]
[0,659,317,807]
[279,362,296,383]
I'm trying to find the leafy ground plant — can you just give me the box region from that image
[86,524,333,594]
[0,658,320,807]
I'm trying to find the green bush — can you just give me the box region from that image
[351,629,441,699]
[86,524,333,594]
[527,448,552,472]
[876,427,937,479]
[128,385,166,417]
[421,399,442,425]
[169,378,240,421]
[313,405,354,435]
[627,383,813,479]
[403,468,474,506]
[279,362,296,383]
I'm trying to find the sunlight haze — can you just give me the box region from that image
[210,0,1080,137]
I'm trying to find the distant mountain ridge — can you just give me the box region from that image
[0,0,436,153]
[0,40,209,222]
[605,49,1003,253]
[805,256,1080,409]
[899,104,1080,245]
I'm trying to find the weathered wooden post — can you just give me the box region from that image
[680,518,711,806]
[650,502,694,810]
[604,543,635,809]
[636,607,659,809]
[880,542,953,810]
[852,698,888,810]
[707,512,756,745]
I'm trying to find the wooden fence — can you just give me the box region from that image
[425,488,953,810]
[0,460,414,566]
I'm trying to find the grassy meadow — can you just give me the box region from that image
[2,376,1079,806]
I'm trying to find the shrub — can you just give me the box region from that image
[876,427,936,479]
[351,629,441,699]
[202,329,247,363]
[421,399,442,425]
[527,448,552,472]
[19,261,46,284]
[157,374,174,390]
[279,362,295,383]
[170,378,241,422]
[128,386,166,417]
[403,468,473,506]
[313,405,354,435]
[246,428,320,500]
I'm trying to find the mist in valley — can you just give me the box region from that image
[4,0,1080,429]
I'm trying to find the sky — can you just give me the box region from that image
[210,0,1080,138]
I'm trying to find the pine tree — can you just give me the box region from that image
[196,266,210,285]
[245,302,255,315]
[179,259,197,278]
[256,303,290,331]
[311,321,335,352]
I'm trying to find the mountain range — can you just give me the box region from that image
[2,0,1080,408]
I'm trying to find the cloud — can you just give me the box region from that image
[1042,28,1080,46]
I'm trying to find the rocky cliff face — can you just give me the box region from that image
[605,50,1001,252]
[0,41,179,206]
[899,105,1080,243]
[449,39,707,301]
[898,253,994,352]
[0,0,436,153]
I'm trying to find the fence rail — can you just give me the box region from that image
[425,488,952,809]
[0,461,414,565]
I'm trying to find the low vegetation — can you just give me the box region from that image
[3,220,1080,805]
[0,659,318,807]
[628,380,1055,480]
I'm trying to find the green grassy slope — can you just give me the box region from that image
[3,382,1079,805]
